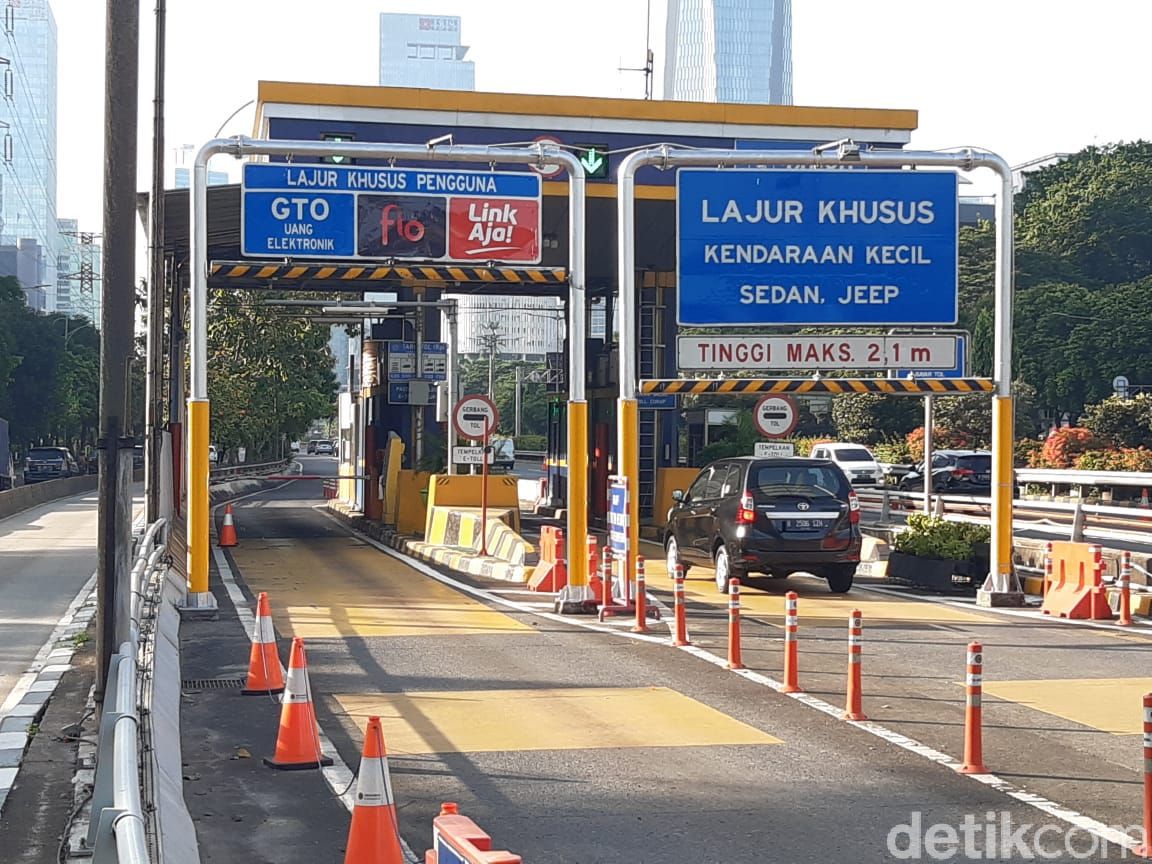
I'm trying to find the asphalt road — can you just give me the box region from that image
[203,466,1137,862]
[0,488,140,709]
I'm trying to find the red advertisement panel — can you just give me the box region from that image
[448,197,541,263]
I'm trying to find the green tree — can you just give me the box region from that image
[1080,394,1152,448]
[207,291,338,461]
[831,393,920,445]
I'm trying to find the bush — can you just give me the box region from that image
[1014,437,1046,468]
[1080,395,1152,448]
[905,427,980,463]
[1076,446,1152,472]
[873,439,912,464]
[513,434,546,452]
[894,514,991,561]
[1039,427,1098,469]
[832,394,919,445]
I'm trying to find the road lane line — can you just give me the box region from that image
[315,506,1145,855]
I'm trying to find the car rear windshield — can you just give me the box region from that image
[956,455,992,472]
[28,448,65,461]
[832,448,873,462]
[751,465,850,499]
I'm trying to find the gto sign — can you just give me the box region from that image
[242,163,542,264]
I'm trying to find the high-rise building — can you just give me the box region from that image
[55,218,101,324]
[663,0,792,105]
[452,295,564,360]
[378,13,475,91]
[0,0,58,308]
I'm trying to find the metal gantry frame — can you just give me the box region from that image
[188,137,589,609]
[616,142,1021,601]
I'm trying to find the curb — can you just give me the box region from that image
[0,579,98,815]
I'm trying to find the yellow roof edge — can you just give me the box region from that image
[255,80,918,132]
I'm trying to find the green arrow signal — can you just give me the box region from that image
[580,147,605,175]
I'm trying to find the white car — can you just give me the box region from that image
[809,442,882,486]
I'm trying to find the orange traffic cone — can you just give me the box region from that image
[263,638,333,770]
[343,716,405,864]
[242,592,284,696]
[218,503,238,547]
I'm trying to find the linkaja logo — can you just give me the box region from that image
[449,197,539,263]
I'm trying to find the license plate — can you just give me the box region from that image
[785,519,816,530]
[976,474,990,483]
[855,474,873,481]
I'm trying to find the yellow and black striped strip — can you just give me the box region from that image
[639,378,996,395]
[209,260,567,285]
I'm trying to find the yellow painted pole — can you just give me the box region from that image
[187,399,210,596]
[567,400,589,589]
[619,397,639,589]
[991,394,1015,589]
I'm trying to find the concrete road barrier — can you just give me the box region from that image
[0,475,98,521]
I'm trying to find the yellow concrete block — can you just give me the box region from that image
[424,474,521,535]
[336,687,782,755]
[981,678,1152,735]
[395,469,431,536]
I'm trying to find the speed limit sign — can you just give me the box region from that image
[753,394,799,439]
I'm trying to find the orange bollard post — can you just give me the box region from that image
[960,641,987,774]
[843,609,867,721]
[782,591,801,693]
[1043,542,1053,597]
[672,564,690,646]
[1119,550,1134,627]
[632,555,648,633]
[1138,693,1152,858]
[727,577,744,670]
[601,545,615,608]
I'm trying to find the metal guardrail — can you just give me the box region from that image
[88,517,169,864]
[208,457,292,482]
[1016,468,1152,488]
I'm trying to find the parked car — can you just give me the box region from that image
[306,440,318,455]
[315,439,335,456]
[808,442,882,487]
[23,446,79,484]
[898,450,993,494]
[490,437,515,473]
[664,456,862,594]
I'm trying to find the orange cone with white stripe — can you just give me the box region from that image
[263,638,333,771]
[242,592,284,696]
[344,716,405,864]
[218,503,238,547]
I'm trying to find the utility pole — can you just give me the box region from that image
[480,320,502,400]
[145,0,166,523]
[96,0,140,698]
[514,365,522,438]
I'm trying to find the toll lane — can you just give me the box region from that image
[210,478,1122,861]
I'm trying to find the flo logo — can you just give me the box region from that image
[449,197,540,263]
[357,195,446,259]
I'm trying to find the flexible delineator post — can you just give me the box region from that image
[601,544,614,608]
[632,555,648,633]
[782,591,801,693]
[727,578,744,670]
[673,564,689,646]
[960,641,987,774]
[844,609,867,721]
[1139,693,1152,857]
[1119,550,1134,627]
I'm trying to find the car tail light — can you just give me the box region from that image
[848,490,860,524]
[952,468,974,478]
[737,492,756,524]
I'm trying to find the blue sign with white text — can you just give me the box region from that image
[637,394,678,410]
[676,169,958,327]
[608,482,628,557]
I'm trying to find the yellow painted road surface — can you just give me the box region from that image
[336,687,782,755]
[230,536,532,638]
[639,545,996,626]
[981,678,1152,735]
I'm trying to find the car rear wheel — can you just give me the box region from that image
[714,545,731,593]
[826,564,856,594]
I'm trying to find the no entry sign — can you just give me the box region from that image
[452,395,499,440]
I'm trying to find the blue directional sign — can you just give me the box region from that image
[894,334,968,378]
[241,163,542,262]
[676,169,958,327]
[637,393,678,410]
[608,481,629,557]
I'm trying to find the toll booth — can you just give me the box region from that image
[152,81,918,525]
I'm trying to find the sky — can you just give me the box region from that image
[52,0,1152,231]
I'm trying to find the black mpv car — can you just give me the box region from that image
[664,457,862,594]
